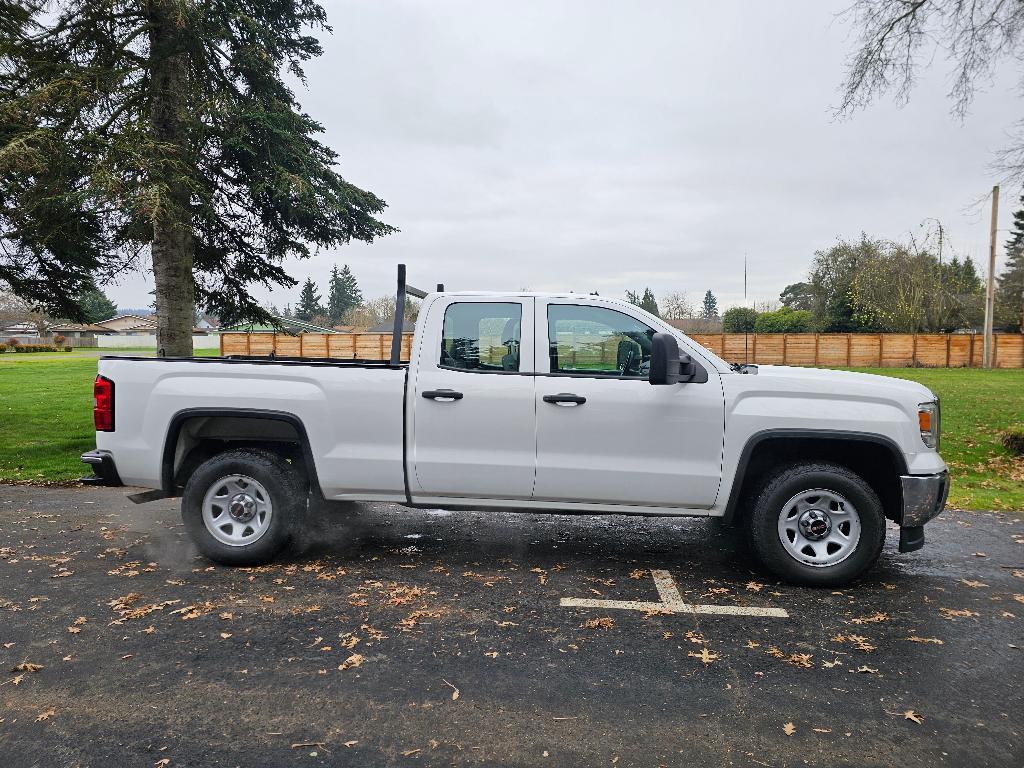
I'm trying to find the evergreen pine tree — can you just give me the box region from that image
[998,196,1024,331]
[0,1,394,355]
[701,290,719,319]
[327,264,363,325]
[295,278,324,322]
[640,288,660,317]
[77,288,118,323]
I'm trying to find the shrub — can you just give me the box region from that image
[754,307,813,334]
[722,306,757,333]
[1002,427,1024,457]
[0,344,6,353]
[53,334,66,345]
[65,346,73,352]
[7,337,19,347]
[12,344,58,353]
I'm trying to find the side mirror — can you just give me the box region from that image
[650,332,698,385]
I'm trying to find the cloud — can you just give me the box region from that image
[105,0,1021,313]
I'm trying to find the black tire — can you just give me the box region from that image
[181,448,306,566]
[747,462,886,587]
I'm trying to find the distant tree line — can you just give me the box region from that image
[268,264,419,330]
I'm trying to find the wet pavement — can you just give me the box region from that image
[0,485,1021,767]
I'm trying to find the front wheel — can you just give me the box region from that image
[181,448,305,566]
[747,462,886,587]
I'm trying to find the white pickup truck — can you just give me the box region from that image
[81,267,948,586]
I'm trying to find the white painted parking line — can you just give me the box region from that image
[560,569,789,619]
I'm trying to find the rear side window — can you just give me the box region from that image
[440,302,522,372]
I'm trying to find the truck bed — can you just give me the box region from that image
[96,356,409,501]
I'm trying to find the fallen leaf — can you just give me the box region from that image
[582,617,614,630]
[960,579,988,588]
[939,607,979,619]
[155,760,171,767]
[343,740,358,747]
[783,722,796,736]
[851,612,889,624]
[35,707,56,722]
[402,748,421,757]
[856,666,878,674]
[442,679,460,700]
[12,662,42,673]
[220,633,232,639]
[907,636,944,644]
[67,626,81,634]
[688,647,720,665]
[812,727,832,733]
[338,653,364,671]
[904,710,924,724]
[484,651,498,658]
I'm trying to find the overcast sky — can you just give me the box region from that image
[106,0,1023,313]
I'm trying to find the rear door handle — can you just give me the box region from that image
[543,393,586,406]
[422,389,464,402]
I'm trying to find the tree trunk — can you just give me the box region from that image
[149,2,194,357]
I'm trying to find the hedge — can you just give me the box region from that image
[0,344,71,353]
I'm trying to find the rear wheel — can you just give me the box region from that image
[182,448,305,566]
[747,462,885,587]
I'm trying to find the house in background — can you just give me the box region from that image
[92,313,158,335]
[217,315,343,335]
[47,322,116,340]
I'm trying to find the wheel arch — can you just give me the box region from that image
[722,429,907,526]
[162,408,321,499]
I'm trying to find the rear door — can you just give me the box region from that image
[532,299,723,508]
[410,297,537,500]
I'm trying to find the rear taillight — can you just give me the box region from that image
[94,375,114,432]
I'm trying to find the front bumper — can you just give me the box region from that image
[80,450,123,487]
[897,471,949,553]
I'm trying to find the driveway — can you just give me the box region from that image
[0,485,1021,767]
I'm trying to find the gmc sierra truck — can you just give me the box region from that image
[81,266,949,586]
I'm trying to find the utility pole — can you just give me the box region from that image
[983,185,999,369]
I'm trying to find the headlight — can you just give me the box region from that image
[918,400,940,450]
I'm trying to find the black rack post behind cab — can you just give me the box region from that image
[390,264,443,366]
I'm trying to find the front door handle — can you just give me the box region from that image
[422,389,464,402]
[543,393,586,406]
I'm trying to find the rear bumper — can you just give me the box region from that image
[80,450,123,487]
[897,471,950,553]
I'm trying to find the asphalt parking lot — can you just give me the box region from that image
[0,485,1022,768]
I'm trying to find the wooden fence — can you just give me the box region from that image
[689,333,1024,368]
[220,331,1024,368]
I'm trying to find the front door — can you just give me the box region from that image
[411,297,537,500]
[533,300,723,508]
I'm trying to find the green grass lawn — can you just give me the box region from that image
[1,356,1021,510]
[847,368,1024,511]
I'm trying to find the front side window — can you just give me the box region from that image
[548,304,656,377]
[440,302,522,372]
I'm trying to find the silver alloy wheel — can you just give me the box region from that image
[201,475,273,547]
[776,488,861,568]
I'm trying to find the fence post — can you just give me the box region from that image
[877,334,883,367]
[968,334,975,367]
[945,334,951,367]
[993,334,999,368]
[782,334,788,365]
[911,334,918,366]
[846,334,851,367]
[814,334,819,366]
